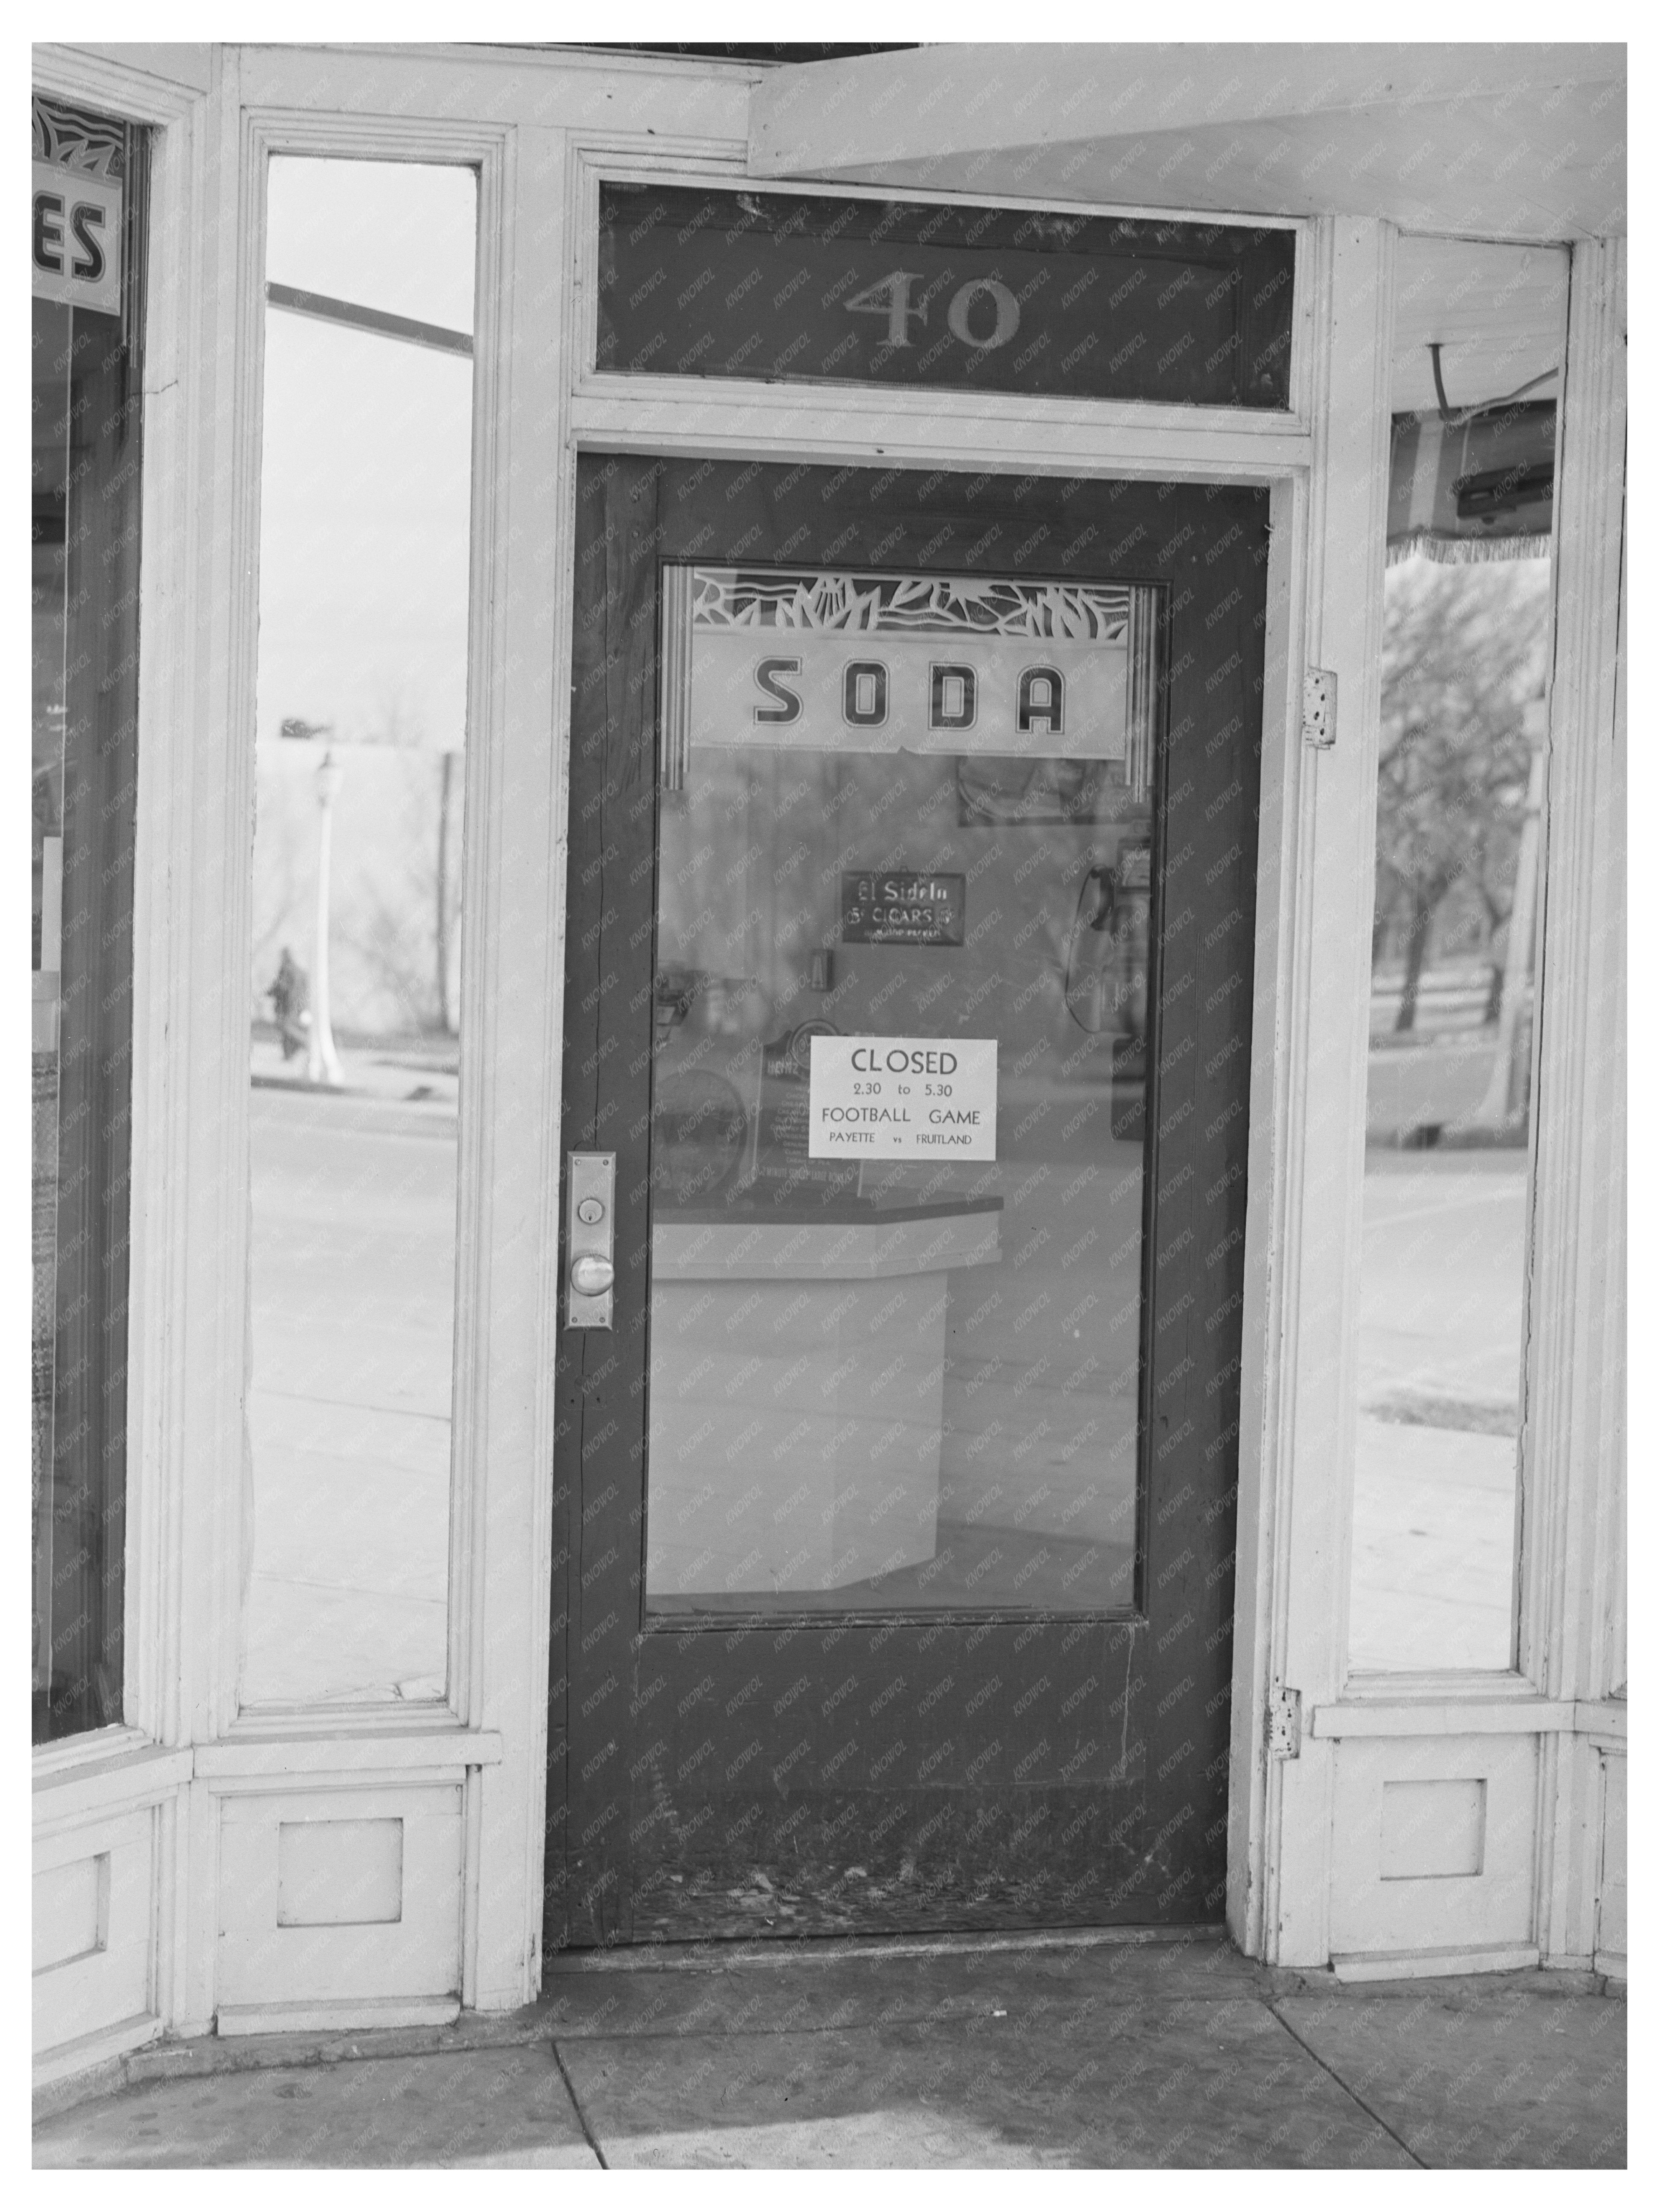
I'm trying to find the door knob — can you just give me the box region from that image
[566,1152,616,1328]
[569,1253,615,1298]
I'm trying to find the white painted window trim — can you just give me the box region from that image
[1222,215,1397,1969]
[30,44,213,1783]
[31,41,584,2055]
[1526,235,1627,1966]
[193,82,558,2026]
[1307,1699,1622,1740]
[30,42,222,2078]
[222,105,516,1747]
[1231,220,1628,1971]
[563,143,1316,489]
[567,141,1312,441]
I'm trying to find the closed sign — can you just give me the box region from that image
[33,161,121,315]
[808,1035,998,1160]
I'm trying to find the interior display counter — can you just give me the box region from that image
[646,1198,1003,1597]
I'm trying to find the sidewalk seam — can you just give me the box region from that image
[1266,2000,1429,2170]
[550,2038,608,2169]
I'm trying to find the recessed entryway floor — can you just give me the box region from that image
[34,1933,1625,2169]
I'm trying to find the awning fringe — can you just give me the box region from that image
[1386,530,1553,568]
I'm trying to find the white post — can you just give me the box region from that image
[307,749,344,1087]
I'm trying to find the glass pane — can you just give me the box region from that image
[598,182,1297,410]
[243,158,476,1705]
[1349,234,1567,1673]
[31,101,146,1741]
[645,567,1161,1615]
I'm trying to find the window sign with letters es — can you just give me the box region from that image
[809,1036,997,1161]
[31,98,126,317]
[599,183,1295,408]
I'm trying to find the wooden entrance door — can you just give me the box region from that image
[549,455,1267,1946]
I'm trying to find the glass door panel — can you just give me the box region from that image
[646,567,1162,1615]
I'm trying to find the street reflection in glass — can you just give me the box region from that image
[243,157,475,1704]
[644,568,1162,1614]
[1350,555,1551,1670]
[1348,234,1565,1674]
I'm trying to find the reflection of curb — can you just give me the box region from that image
[1370,1117,1529,1152]
[1109,1036,1145,1142]
[250,1073,367,1097]
[1366,1390,1518,1435]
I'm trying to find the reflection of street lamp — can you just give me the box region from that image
[280,717,344,1088]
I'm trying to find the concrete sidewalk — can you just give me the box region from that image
[33,1932,1626,2169]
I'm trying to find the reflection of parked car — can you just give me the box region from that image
[1057,849,1150,1144]
[1063,849,1149,1038]
[651,967,749,1208]
[652,972,861,1211]
[1109,846,1151,1141]
[653,1066,748,1207]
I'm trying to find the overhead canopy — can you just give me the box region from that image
[1387,235,1568,564]
[748,43,1626,241]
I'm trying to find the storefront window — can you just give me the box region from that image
[243,156,477,1706]
[1348,237,1569,1673]
[31,97,147,1742]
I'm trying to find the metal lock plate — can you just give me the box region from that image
[1302,667,1337,749]
[566,1152,616,1329]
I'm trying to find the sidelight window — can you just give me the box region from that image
[31,97,148,1744]
[1348,236,1569,1674]
[242,156,477,1706]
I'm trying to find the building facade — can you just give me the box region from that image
[31,41,1626,2088]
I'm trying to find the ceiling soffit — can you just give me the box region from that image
[748,45,1627,242]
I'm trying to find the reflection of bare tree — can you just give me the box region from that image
[251,689,464,1039]
[336,744,463,1036]
[435,750,459,1035]
[1375,558,1549,1035]
[359,696,462,1037]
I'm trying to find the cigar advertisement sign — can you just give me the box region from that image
[839,871,966,947]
